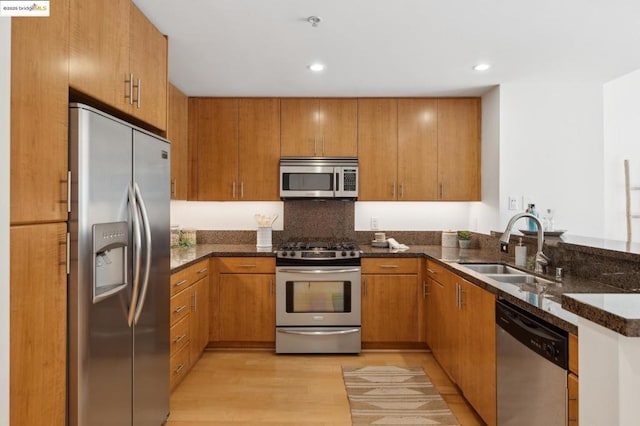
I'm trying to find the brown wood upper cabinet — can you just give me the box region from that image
[168,83,189,200]
[358,98,480,201]
[188,98,280,201]
[437,98,481,201]
[10,0,69,225]
[281,98,357,157]
[69,0,168,131]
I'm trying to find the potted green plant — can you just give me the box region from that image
[457,230,472,249]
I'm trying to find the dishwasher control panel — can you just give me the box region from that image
[496,299,568,369]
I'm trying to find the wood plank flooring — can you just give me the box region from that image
[167,350,485,425]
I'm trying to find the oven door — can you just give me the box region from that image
[280,166,335,198]
[276,266,361,327]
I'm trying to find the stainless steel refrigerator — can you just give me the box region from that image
[68,103,170,425]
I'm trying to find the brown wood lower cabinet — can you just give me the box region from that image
[10,223,67,426]
[361,258,422,347]
[212,257,276,346]
[169,259,210,390]
[568,333,579,425]
[425,261,496,426]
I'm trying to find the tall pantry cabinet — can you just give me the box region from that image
[10,1,168,424]
[10,1,69,425]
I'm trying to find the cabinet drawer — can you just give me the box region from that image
[170,289,191,326]
[217,257,275,274]
[170,259,209,296]
[425,260,452,285]
[170,344,190,390]
[170,315,190,356]
[568,373,579,424]
[362,258,419,274]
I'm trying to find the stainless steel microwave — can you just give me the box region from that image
[279,157,358,199]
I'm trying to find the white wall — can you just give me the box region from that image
[1,17,11,426]
[171,201,284,230]
[354,202,473,231]
[498,77,605,238]
[603,69,640,243]
[469,85,501,234]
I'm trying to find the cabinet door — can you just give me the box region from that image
[190,98,239,200]
[11,0,69,224]
[10,223,67,426]
[433,277,459,380]
[437,98,481,201]
[168,83,189,200]
[568,373,579,425]
[358,98,398,200]
[238,98,281,200]
[69,0,130,111]
[398,98,438,200]
[319,99,357,157]
[189,276,210,362]
[280,98,318,156]
[458,278,496,426]
[219,274,275,342]
[361,274,419,343]
[129,3,168,131]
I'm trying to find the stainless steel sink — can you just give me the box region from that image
[460,263,526,275]
[484,273,554,286]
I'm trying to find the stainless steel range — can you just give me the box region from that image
[275,242,361,354]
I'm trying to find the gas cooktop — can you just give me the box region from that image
[276,241,361,260]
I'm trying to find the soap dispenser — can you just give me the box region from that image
[527,204,539,231]
[515,237,527,267]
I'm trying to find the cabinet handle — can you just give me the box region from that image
[192,290,197,311]
[400,183,404,199]
[440,183,444,199]
[174,363,185,375]
[63,170,71,212]
[322,136,325,156]
[568,397,578,401]
[427,268,436,274]
[391,182,396,198]
[380,264,399,269]
[270,279,274,296]
[174,305,186,314]
[197,268,208,274]
[313,138,318,156]
[174,279,187,288]
[133,78,141,108]
[455,284,460,309]
[174,334,186,344]
[363,279,367,296]
[568,418,578,422]
[232,181,236,199]
[125,73,134,105]
[171,179,176,197]
[238,264,257,268]
[240,181,244,199]
[423,281,428,298]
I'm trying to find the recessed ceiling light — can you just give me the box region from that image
[308,63,325,72]
[473,63,491,71]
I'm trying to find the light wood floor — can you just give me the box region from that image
[167,350,485,425]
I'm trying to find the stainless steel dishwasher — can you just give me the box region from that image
[496,299,568,426]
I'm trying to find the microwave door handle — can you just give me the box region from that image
[335,172,339,192]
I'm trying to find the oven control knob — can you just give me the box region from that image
[350,251,356,257]
[289,251,296,257]
[341,251,347,256]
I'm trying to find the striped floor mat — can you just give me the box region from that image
[342,365,461,425]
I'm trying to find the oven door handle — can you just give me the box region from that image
[276,268,361,274]
[277,328,361,336]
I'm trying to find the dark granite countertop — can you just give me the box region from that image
[561,293,640,337]
[171,243,633,336]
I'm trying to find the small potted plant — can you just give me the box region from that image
[457,230,472,249]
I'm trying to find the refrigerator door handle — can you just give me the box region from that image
[133,182,152,325]
[127,182,142,327]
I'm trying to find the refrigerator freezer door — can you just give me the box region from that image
[132,129,170,426]
[69,106,134,426]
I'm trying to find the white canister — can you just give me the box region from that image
[256,226,272,248]
[441,231,457,248]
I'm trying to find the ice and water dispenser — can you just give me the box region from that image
[92,222,128,303]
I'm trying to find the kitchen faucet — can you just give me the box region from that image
[500,213,551,273]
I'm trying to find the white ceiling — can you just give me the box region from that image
[133,0,640,97]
